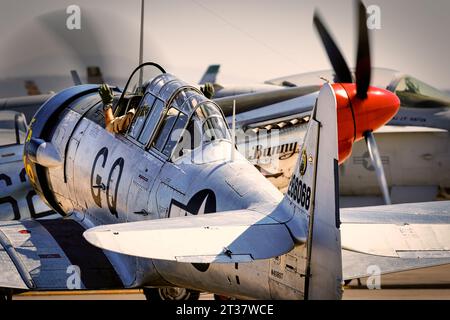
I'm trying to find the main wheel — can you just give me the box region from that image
[143,287,200,301]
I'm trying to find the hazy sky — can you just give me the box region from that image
[0,0,449,89]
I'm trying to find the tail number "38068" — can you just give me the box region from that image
[287,175,311,210]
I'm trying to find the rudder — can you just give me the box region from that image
[273,83,342,299]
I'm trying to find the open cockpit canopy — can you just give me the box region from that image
[118,63,231,161]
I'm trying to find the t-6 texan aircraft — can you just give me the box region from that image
[0,50,449,300]
[0,1,449,301]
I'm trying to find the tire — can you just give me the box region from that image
[143,287,200,301]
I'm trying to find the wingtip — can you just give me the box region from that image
[82,229,96,246]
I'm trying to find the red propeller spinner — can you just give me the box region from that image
[335,83,400,163]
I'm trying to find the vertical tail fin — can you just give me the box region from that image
[87,66,104,84]
[198,64,220,85]
[24,80,41,96]
[70,70,82,85]
[273,83,342,299]
[304,83,342,300]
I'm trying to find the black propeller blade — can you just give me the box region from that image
[355,0,371,99]
[314,0,391,204]
[355,1,389,202]
[313,12,353,83]
[365,132,391,204]
[313,0,372,95]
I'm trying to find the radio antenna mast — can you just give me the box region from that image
[138,0,145,87]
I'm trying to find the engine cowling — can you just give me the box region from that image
[23,85,116,215]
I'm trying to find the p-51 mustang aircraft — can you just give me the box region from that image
[211,1,450,203]
[1,54,450,300]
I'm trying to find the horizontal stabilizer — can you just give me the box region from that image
[342,224,450,258]
[83,210,295,263]
[343,249,450,281]
[341,201,450,258]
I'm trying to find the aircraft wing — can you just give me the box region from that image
[0,219,125,290]
[214,86,319,129]
[0,94,52,123]
[340,201,450,280]
[84,209,295,263]
[228,93,317,130]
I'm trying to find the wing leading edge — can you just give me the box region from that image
[341,201,450,258]
[341,201,450,280]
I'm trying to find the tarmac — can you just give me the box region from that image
[12,264,450,300]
